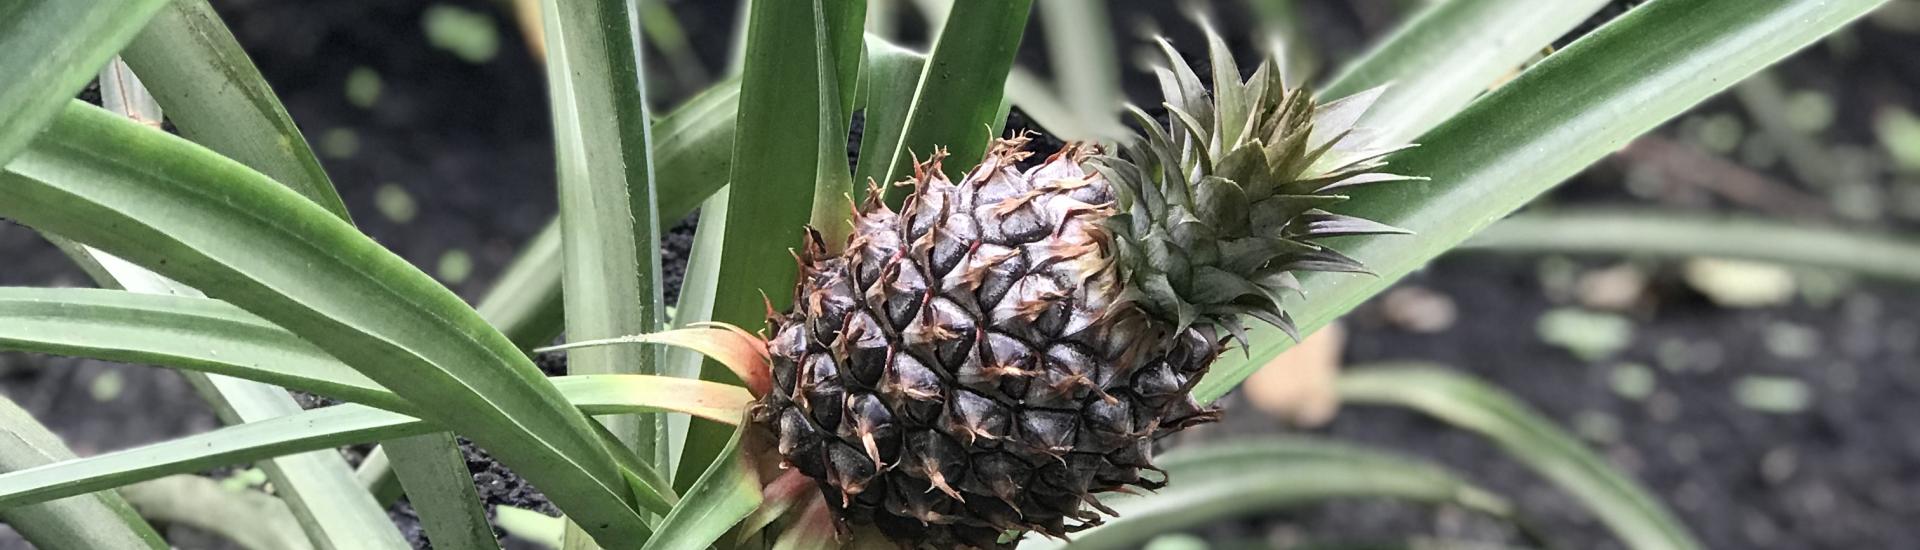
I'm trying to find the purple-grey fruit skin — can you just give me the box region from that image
[754,141,1223,549]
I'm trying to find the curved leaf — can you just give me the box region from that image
[0,375,750,514]
[852,37,929,189]
[640,429,761,550]
[0,287,750,424]
[0,103,650,542]
[118,0,351,221]
[1466,208,1920,284]
[0,287,402,411]
[0,394,166,549]
[1022,437,1511,550]
[1321,0,1611,146]
[75,57,409,550]
[539,325,772,398]
[1198,0,1887,402]
[1340,364,1698,550]
[0,0,167,166]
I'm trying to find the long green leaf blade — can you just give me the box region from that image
[0,0,166,167]
[119,475,313,550]
[0,287,400,410]
[1023,437,1511,550]
[851,37,928,189]
[684,0,863,490]
[1465,209,1920,283]
[1198,0,1887,402]
[879,0,1032,200]
[355,447,404,508]
[662,189,731,476]
[386,433,501,550]
[654,80,744,227]
[1034,0,1120,139]
[0,395,166,550]
[0,102,651,543]
[189,380,411,550]
[0,286,734,521]
[1320,0,1610,146]
[542,0,667,461]
[78,57,408,550]
[468,80,744,357]
[118,0,352,221]
[807,0,866,244]
[639,430,761,550]
[0,377,750,514]
[1340,365,1698,550]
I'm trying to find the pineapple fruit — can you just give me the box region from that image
[752,30,1415,549]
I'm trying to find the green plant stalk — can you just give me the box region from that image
[183,377,413,550]
[0,0,167,167]
[0,394,167,550]
[1320,0,1611,147]
[541,0,667,465]
[53,248,424,550]
[1465,209,1920,282]
[0,288,750,517]
[1197,0,1888,403]
[351,221,556,535]
[0,103,653,544]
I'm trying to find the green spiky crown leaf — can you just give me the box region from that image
[1089,28,1421,343]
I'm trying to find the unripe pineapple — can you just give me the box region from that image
[752,33,1416,549]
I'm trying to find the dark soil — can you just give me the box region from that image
[2,1,1915,549]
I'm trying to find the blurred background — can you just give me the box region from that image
[4,0,1920,548]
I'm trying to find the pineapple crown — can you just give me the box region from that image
[1087,27,1422,343]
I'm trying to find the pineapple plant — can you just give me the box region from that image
[753,31,1414,547]
[0,0,1878,549]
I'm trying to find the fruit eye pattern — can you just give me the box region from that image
[753,33,1416,549]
